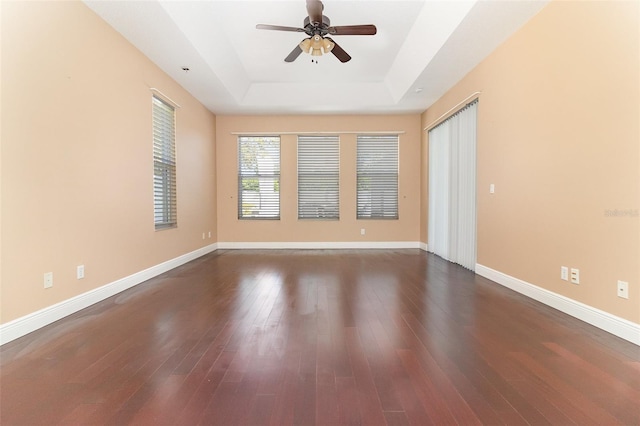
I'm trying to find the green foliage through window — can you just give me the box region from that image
[237,136,280,219]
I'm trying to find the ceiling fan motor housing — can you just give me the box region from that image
[303,15,331,35]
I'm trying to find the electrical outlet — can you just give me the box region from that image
[360,228,365,235]
[77,265,85,280]
[44,272,53,289]
[202,233,205,240]
[617,280,629,299]
[208,231,211,238]
[560,266,568,281]
[570,268,580,285]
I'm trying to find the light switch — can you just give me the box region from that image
[44,272,53,289]
[560,266,568,281]
[489,184,495,194]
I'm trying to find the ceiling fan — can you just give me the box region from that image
[256,0,377,63]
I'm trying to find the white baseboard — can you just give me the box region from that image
[13,247,632,348]
[476,264,640,346]
[0,243,218,346]
[420,242,428,251]
[217,241,422,250]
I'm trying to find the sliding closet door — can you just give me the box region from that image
[428,100,477,271]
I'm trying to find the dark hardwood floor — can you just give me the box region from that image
[1,249,638,425]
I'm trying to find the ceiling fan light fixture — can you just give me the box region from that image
[309,34,326,56]
[299,38,312,53]
[322,38,334,53]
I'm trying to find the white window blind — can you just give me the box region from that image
[153,95,177,229]
[238,136,280,219]
[356,135,399,219]
[298,135,340,220]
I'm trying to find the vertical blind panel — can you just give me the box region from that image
[455,101,478,270]
[298,135,339,219]
[427,100,477,270]
[153,95,177,229]
[428,123,450,259]
[238,136,281,219]
[356,135,399,219]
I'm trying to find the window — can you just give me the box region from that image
[356,135,399,219]
[298,135,339,219]
[238,136,280,219]
[153,95,177,229]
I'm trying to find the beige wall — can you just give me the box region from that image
[2,0,637,332]
[422,1,639,322]
[1,1,217,323]
[216,115,421,244]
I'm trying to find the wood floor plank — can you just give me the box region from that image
[266,350,300,426]
[335,376,363,425]
[344,327,387,426]
[396,348,460,425]
[178,348,238,425]
[544,341,640,404]
[394,312,503,425]
[244,393,276,426]
[510,351,623,425]
[1,249,638,425]
[383,410,411,426]
[505,375,579,426]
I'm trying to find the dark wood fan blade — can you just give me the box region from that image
[256,24,305,32]
[284,45,304,62]
[328,24,377,36]
[326,38,351,63]
[306,0,323,25]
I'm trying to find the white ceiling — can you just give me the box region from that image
[84,0,548,115]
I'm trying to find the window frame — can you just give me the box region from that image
[237,136,281,220]
[297,135,340,220]
[356,134,399,220]
[152,95,177,230]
